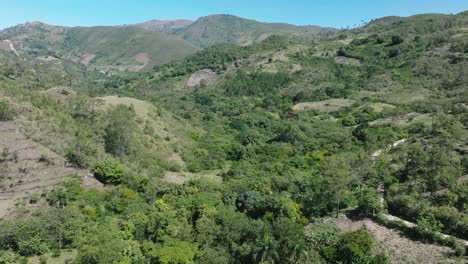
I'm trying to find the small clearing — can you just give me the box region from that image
[332,217,456,264]
[186,69,217,87]
[290,63,302,73]
[335,56,361,66]
[99,95,153,120]
[36,55,59,62]
[0,121,98,218]
[80,53,96,65]
[370,112,431,125]
[369,102,396,112]
[292,99,354,112]
[163,171,222,184]
[372,139,406,158]
[40,87,77,103]
[131,52,150,72]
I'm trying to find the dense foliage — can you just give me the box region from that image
[0,11,467,263]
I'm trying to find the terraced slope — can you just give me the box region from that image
[0,121,98,218]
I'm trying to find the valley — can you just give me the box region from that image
[0,9,467,264]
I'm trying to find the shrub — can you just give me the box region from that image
[337,229,377,263]
[391,35,404,45]
[92,159,125,184]
[0,100,15,121]
[357,186,382,216]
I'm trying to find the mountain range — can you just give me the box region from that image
[0,14,338,73]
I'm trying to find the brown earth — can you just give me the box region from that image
[0,121,100,218]
[186,69,217,87]
[335,56,361,66]
[80,53,96,65]
[331,217,458,264]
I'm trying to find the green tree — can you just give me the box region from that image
[92,159,125,184]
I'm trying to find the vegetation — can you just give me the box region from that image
[174,14,337,47]
[0,22,198,73]
[0,10,467,263]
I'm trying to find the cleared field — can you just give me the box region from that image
[100,95,154,120]
[292,99,354,112]
[369,102,396,112]
[163,170,222,184]
[370,112,432,125]
[0,121,97,218]
[334,56,361,66]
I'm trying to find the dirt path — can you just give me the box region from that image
[332,217,457,264]
[2,40,19,56]
[371,139,468,246]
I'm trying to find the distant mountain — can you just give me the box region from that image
[357,13,461,34]
[172,14,338,47]
[0,22,198,72]
[135,19,193,33]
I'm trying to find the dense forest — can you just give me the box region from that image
[0,11,467,264]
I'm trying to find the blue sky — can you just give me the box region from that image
[1,0,467,29]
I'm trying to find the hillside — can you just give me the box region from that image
[0,11,467,264]
[173,14,338,47]
[0,22,198,72]
[135,19,194,33]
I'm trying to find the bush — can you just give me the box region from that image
[92,159,125,184]
[357,186,382,216]
[0,100,15,121]
[391,35,404,45]
[337,229,377,263]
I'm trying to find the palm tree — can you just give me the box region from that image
[253,234,279,263]
[288,239,309,264]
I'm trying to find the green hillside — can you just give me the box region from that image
[0,22,198,72]
[174,14,338,47]
[0,11,467,264]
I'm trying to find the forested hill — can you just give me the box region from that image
[0,11,467,263]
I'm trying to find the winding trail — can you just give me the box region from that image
[371,139,468,246]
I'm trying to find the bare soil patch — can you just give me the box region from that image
[290,63,302,73]
[292,99,354,112]
[40,87,76,103]
[186,69,217,87]
[331,217,456,264]
[80,53,96,65]
[36,55,60,62]
[0,121,96,218]
[335,56,361,66]
[370,112,431,125]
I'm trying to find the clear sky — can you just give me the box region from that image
[1,0,467,29]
